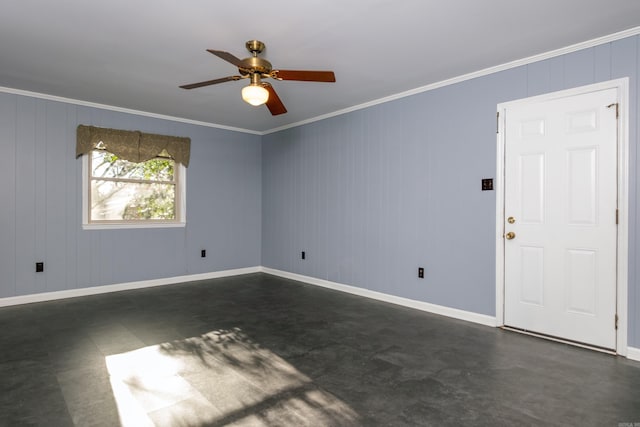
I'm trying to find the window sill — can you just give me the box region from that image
[82,222,186,230]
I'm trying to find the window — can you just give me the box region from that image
[77,125,189,229]
[83,150,185,228]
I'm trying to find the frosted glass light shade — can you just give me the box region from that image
[242,85,269,106]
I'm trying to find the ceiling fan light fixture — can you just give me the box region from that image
[180,40,335,115]
[242,84,269,106]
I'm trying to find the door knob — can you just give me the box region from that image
[505,231,516,240]
[507,216,515,224]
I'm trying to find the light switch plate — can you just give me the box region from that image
[482,178,493,191]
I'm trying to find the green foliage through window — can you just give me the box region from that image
[90,150,178,222]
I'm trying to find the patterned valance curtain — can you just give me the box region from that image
[76,125,191,167]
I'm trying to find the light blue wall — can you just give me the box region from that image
[2,35,638,348]
[262,36,640,346]
[0,93,262,297]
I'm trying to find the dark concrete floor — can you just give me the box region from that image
[1,273,639,426]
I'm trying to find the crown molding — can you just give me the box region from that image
[0,86,262,135]
[2,26,638,136]
[262,25,640,135]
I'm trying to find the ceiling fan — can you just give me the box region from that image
[179,40,336,116]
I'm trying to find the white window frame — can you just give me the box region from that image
[82,152,186,230]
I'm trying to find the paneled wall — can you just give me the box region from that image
[2,35,638,348]
[262,36,639,346]
[0,94,262,297]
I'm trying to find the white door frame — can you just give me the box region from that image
[495,78,629,356]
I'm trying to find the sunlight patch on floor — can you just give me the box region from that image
[105,328,359,426]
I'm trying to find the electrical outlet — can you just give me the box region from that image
[36,262,44,273]
[201,249,206,258]
[418,267,424,279]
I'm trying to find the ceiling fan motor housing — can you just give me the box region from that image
[239,40,272,77]
[239,56,272,76]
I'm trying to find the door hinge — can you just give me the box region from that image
[616,209,619,225]
[496,112,500,134]
[615,314,619,330]
[607,102,619,118]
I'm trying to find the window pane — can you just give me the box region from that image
[91,180,176,221]
[91,151,174,181]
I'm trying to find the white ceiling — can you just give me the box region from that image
[1,0,639,133]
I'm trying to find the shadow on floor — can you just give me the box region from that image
[1,272,639,426]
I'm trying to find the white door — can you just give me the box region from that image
[503,88,618,350]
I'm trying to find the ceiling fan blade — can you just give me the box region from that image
[179,75,241,89]
[206,49,244,67]
[273,70,336,82]
[263,84,287,115]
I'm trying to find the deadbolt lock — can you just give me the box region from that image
[507,216,515,224]
[505,231,516,240]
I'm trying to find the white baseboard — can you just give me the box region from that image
[5,266,636,363]
[261,267,497,327]
[0,266,261,307]
[627,347,640,362]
